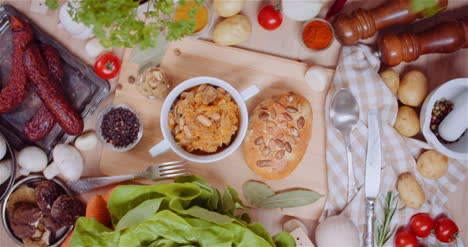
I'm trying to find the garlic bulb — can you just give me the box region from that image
[58,1,94,40]
[135,67,171,100]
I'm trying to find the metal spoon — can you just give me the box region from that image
[330,88,360,203]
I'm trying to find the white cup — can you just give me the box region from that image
[149,76,259,163]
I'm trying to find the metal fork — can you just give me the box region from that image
[66,161,190,194]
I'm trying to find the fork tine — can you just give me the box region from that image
[159,160,185,167]
[159,168,191,176]
[160,172,192,179]
[159,164,187,171]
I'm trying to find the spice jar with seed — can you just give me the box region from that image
[96,104,143,152]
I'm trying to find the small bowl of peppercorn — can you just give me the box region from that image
[96,104,143,152]
[420,78,468,160]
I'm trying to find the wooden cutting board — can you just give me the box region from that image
[100,39,332,220]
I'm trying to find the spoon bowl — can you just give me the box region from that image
[330,88,360,134]
[329,88,360,203]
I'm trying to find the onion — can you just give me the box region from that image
[282,0,322,21]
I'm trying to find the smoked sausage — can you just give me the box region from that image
[0,16,33,113]
[24,44,64,142]
[23,43,83,135]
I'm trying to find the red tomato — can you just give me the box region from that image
[94,53,121,80]
[258,5,282,31]
[395,229,418,247]
[409,213,434,238]
[434,217,459,243]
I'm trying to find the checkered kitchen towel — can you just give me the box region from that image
[321,44,466,245]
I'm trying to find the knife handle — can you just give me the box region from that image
[365,199,376,247]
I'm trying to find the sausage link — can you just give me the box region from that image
[24,44,64,142]
[40,44,63,82]
[23,43,83,135]
[0,16,33,113]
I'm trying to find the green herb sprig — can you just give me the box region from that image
[376,191,399,247]
[49,0,204,50]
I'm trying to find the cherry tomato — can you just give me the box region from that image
[434,217,459,243]
[409,213,434,238]
[395,229,418,247]
[94,53,121,80]
[258,5,283,31]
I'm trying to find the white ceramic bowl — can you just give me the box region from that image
[420,78,468,160]
[149,76,259,163]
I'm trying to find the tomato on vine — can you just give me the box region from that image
[434,217,459,243]
[409,213,434,238]
[395,229,418,247]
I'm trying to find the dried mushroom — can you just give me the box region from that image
[135,66,171,100]
[34,181,65,213]
[51,195,85,226]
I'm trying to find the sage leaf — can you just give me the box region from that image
[242,181,275,206]
[259,190,323,209]
[185,206,233,225]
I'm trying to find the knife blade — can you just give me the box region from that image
[365,111,382,199]
[364,110,382,247]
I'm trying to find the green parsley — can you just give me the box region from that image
[45,0,59,10]
[49,0,204,49]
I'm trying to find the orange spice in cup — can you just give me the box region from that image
[302,19,334,51]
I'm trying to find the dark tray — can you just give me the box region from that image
[0,5,110,152]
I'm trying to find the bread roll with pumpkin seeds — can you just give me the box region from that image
[243,92,312,180]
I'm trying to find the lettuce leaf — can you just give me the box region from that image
[71,176,296,247]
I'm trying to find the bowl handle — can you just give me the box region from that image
[149,139,171,158]
[240,85,260,101]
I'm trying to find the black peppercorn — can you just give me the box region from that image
[100,107,140,148]
[430,98,461,144]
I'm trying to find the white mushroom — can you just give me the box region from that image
[17,146,48,175]
[74,131,98,151]
[0,159,12,184]
[0,135,6,160]
[304,66,331,92]
[43,144,83,181]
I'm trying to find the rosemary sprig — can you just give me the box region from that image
[376,191,399,247]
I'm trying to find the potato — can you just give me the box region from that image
[379,69,399,95]
[213,0,245,17]
[397,172,425,209]
[394,106,420,137]
[212,14,251,46]
[417,150,449,180]
[398,70,428,107]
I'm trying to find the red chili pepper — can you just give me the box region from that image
[325,0,348,20]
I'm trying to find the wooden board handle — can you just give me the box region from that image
[333,0,448,46]
[378,18,468,67]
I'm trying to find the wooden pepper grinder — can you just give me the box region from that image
[378,18,468,66]
[333,0,448,45]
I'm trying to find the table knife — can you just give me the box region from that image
[364,111,382,247]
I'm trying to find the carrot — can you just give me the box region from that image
[86,195,111,226]
[60,231,73,247]
[103,186,118,203]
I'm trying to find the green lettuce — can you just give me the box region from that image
[70,176,295,247]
